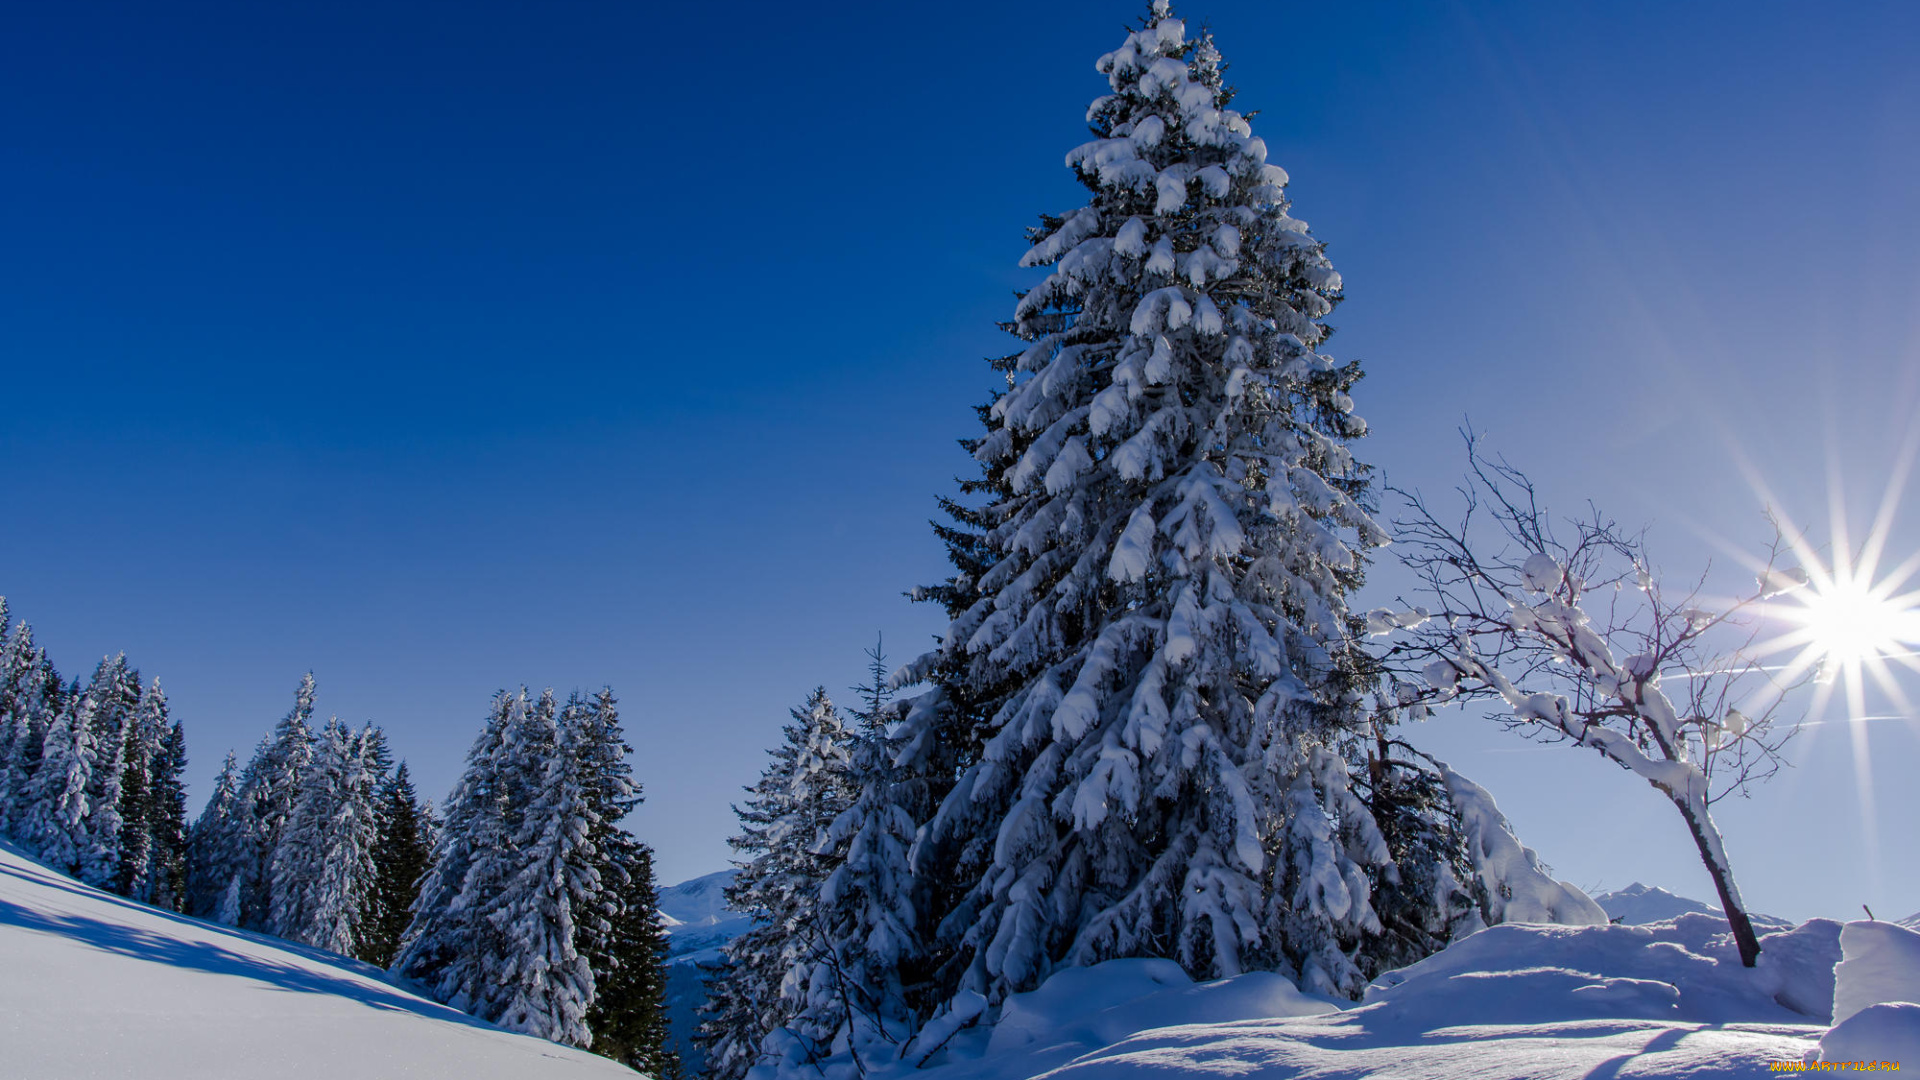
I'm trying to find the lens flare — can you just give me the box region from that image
[1771,567,1920,675]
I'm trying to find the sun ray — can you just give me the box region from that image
[1854,413,1920,584]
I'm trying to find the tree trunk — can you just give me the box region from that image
[1672,796,1761,967]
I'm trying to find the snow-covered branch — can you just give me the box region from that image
[1374,434,1810,967]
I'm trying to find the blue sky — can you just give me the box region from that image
[3,0,1916,920]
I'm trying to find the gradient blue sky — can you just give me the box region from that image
[4,0,1916,921]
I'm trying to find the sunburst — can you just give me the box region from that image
[1745,430,1920,723]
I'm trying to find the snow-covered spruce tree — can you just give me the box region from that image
[778,643,921,1065]
[186,751,248,921]
[577,688,681,1077]
[20,691,94,874]
[0,601,23,818]
[271,718,384,954]
[487,691,600,1046]
[78,653,141,888]
[144,716,191,910]
[392,688,524,1005]
[588,833,680,1078]
[697,688,856,1079]
[358,760,432,967]
[234,673,318,929]
[0,620,59,838]
[891,3,1438,1008]
[111,676,178,903]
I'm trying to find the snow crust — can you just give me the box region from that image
[0,840,637,1078]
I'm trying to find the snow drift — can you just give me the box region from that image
[748,912,1860,1080]
[0,840,637,1079]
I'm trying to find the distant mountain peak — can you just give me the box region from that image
[1593,882,1721,925]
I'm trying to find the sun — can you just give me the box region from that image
[1736,429,1920,722]
[1772,567,1920,673]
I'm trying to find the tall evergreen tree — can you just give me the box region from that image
[77,654,141,888]
[111,677,172,902]
[0,626,57,839]
[20,692,94,874]
[488,692,599,1046]
[234,673,318,929]
[0,603,23,812]
[579,688,680,1078]
[697,689,856,1078]
[187,751,247,921]
[146,718,191,910]
[796,642,920,1054]
[271,718,383,954]
[393,688,528,1008]
[886,2,1439,1013]
[358,761,431,968]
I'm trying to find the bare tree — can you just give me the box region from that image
[1374,433,1807,967]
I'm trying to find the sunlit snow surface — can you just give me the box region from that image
[790,916,1841,1080]
[0,841,638,1079]
[1023,921,1831,1080]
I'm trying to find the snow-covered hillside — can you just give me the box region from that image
[658,868,745,1073]
[0,840,638,1079]
[659,867,747,964]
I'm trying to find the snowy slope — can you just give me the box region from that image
[657,868,747,1075]
[658,867,747,964]
[0,841,638,1079]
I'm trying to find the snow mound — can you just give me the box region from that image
[872,958,1341,1080]
[1032,920,1833,1080]
[753,919,1840,1080]
[0,841,636,1079]
[1037,1016,1821,1080]
[1594,882,1719,924]
[986,958,1338,1058]
[1820,1002,1920,1065]
[1832,920,1920,1026]
[1367,915,1841,1025]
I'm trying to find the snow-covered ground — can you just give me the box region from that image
[843,916,1836,1080]
[0,840,637,1079]
[749,909,1920,1080]
[10,845,1915,1080]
